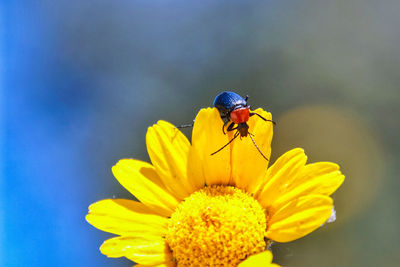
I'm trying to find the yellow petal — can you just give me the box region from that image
[266,195,333,242]
[257,148,307,208]
[112,159,179,217]
[239,250,279,267]
[270,162,345,209]
[146,120,195,200]
[188,108,231,186]
[100,235,172,265]
[293,162,345,196]
[86,199,168,236]
[187,144,206,191]
[232,108,273,194]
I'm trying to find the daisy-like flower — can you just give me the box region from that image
[86,108,344,266]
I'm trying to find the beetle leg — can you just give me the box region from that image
[176,119,196,129]
[249,112,276,125]
[176,123,193,129]
[226,122,237,132]
[221,120,231,135]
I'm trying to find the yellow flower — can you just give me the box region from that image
[86,108,344,266]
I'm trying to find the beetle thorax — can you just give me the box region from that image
[230,107,250,124]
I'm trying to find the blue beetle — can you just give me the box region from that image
[212,91,275,160]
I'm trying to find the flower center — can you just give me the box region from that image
[166,185,267,266]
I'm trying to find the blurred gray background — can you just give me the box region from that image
[3,0,400,266]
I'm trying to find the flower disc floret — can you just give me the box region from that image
[166,185,267,266]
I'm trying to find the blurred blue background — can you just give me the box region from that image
[2,0,400,266]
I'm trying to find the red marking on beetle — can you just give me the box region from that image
[230,108,250,124]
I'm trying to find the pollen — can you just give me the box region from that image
[165,185,267,266]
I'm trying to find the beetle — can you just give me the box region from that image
[211,91,275,160]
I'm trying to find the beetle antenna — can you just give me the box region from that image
[211,132,240,156]
[249,112,276,125]
[248,133,269,161]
